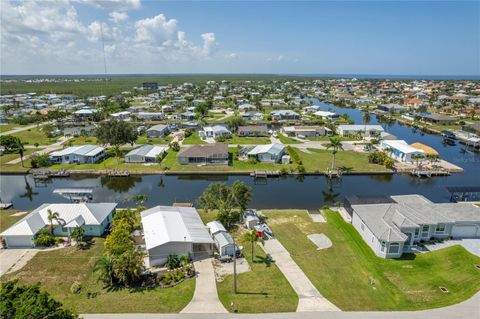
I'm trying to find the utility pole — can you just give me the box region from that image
[233,236,237,294]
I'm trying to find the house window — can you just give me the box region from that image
[389,243,400,254]
[421,225,430,237]
[435,223,446,233]
[381,241,386,252]
[414,228,420,238]
[61,227,67,233]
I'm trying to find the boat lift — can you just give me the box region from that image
[53,188,94,203]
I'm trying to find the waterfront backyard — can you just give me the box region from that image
[262,209,480,311]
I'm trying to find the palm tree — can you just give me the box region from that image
[243,230,259,262]
[94,255,116,287]
[47,209,60,235]
[325,137,344,169]
[362,112,371,140]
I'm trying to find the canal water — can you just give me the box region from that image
[1,100,478,210]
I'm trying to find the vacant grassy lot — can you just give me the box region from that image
[65,136,99,145]
[0,148,41,172]
[3,237,195,313]
[0,210,25,232]
[182,132,207,145]
[297,149,387,172]
[10,127,59,145]
[263,209,480,311]
[0,124,21,133]
[224,135,271,145]
[136,135,172,145]
[276,133,303,144]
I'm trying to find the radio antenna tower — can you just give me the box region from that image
[100,23,108,94]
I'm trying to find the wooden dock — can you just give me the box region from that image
[250,170,280,178]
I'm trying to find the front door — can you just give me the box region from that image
[405,233,413,247]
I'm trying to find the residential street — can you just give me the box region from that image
[81,290,480,319]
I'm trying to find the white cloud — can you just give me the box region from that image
[75,0,141,11]
[1,0,231,74]
[134,14,177,45]
[201,33,218,57]
[109,11,129,23]
[227,53,239,60]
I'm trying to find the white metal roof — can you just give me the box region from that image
[382,140,425,155]
[206,221,227,235]
[50,145,105,157]
[1,203,117,237]
[338,125,384,132]
[141,206,214,250]
[248,143,285,156]
[314,110,337,117]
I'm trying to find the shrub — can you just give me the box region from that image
[34,228,55,247]
[165,254,180,270]
[169,141,180,152]
[215,136,227,143]
[247,157,257,165]
[30,154,51,168]
[279,167,289,175]
[286,146,302,165]
[70,281,82,294]
[296,165,306,173]
[184,129,193,138]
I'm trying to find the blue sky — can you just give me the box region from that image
[1,0,478,75]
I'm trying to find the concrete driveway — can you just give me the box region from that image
[0,249,38,277]
[262,239,339,312]
[181,258,228,313]
[426,239,480,257]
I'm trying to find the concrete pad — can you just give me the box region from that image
[262,239,340,312]
[308,234,332,250]
[181,258,227,313]
[310,213,326,223]
[213,257,251,281]
[0,249,37,277]
[426,239,480,257]
[11,211,28,217]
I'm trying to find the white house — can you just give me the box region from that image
[49,145,106,164]
[313,110,339,120]
[247,143,285,163]
[238,103,257,112]
[337,125,384,137]
[125,144,166,163]
[110,111,131,120]
[347,194,480,259]
[146,124,170,137]
[0,203,117,247]
[380,140,425,163]
[141,206,214,266]
[271,110,300,121]
[136,112,165,121]
[200,125,232,139]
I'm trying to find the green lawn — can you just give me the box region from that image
[65,136,99,145]
[307,135,352,142]
[276,133,303,144]
[224,135,271,145]
[3,237,195,313]
[196,210,298,313]
[136,135,172,145]
[0,210,24,232]
[10,127,59,145]
[183,132,207,144]
[0,124,21,133]
[216,236,298,313]
[0,148,42,172]
[263,209,480,311]
[298,149,387,172]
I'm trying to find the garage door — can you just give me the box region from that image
[451,225,479,238]
[5,236,34,248]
